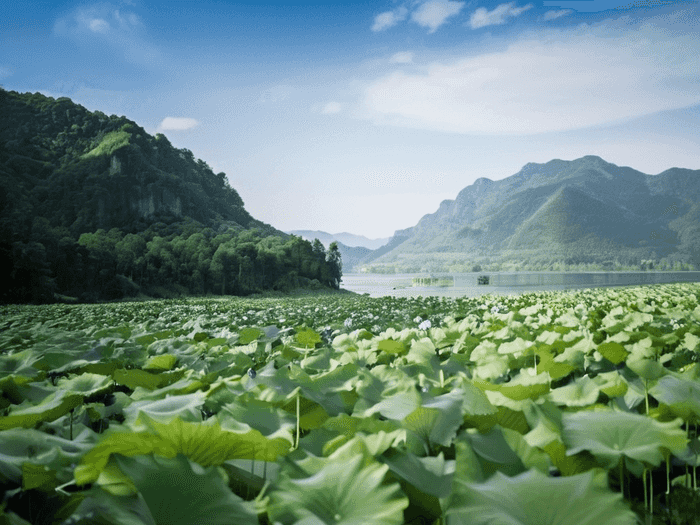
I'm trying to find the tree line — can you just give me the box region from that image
[4,218,342,303]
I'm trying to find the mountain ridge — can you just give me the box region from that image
[364,155,699,272]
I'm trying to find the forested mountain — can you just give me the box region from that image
[0,89,342,302]
[365,156,700,273]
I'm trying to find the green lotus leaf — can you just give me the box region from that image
[596,342,629,365]
[142,354,178,371]
[461,427,528,479]
[123,391,207,424]
[445,468,636,525]
[626,357,666,380]
[57,372,114,397]
[497,337,535,355]
[522,400,563,449]
[0,390,83,430]
[403,392,464,451]
[295,327,322,349]
[237,327,262,345]
[592,371,629,398]
[114,453,258,525]
[377,338,406,355]
[0,426,93,491]
[0,349,42,378]
[382,450,455,498]
[649,374,700,423]
[267,453,408,525]
[547,375,600,407]
[75,413,292,486]
[562,410,687,468]
[113,368,165,390]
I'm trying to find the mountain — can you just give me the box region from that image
[0,89,276,236]
[0,89,342,302]
[287,230,390,250]
[365,156,700,272]
[286,230,391,271]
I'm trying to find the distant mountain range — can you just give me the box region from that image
[286,231,391,272]
[359,156,700,272]
[286,230,390,250]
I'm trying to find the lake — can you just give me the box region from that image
[340,271,700,298]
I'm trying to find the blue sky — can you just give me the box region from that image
[2,0,699,239]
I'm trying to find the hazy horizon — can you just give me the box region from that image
[3,0,699,238]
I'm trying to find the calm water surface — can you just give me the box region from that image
[340,272,700,298]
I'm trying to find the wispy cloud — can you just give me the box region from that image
[543,8,573,20]
[361,16,700,135]
[0,66,12,80]
[372,7,408,31]
[390,51,414,64]
[411,0,466,33]
[470,2,533,29]
[258,85,291,103]
[53,3,159,66]
[322,102,343,114]
[158,117,199,131]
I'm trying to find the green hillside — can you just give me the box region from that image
[365,156,700,273]
[0,89,342,303]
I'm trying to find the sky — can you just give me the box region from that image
[2,0,700,239]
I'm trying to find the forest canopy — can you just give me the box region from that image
[0,89,342,303]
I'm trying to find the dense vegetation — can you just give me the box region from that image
[1,283,699,524]
[0,89,342,302]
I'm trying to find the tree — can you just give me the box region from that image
[325,242,342,289]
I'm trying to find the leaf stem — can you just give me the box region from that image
[295,392,300,450]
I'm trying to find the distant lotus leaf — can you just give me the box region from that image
[56,372,113,397]
[123,391,207,424]
[445,468,636,525]
[497,337,535,355]
[649,374,700,423]
[113,368,164,390]
[142,354,179,371]
[562,410,687,468]
[114,453,258,525]
[267,453,408,525]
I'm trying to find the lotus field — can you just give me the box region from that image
[2,283,700,524]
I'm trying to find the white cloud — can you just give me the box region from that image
[322,102,343,114]
[372,7,408,31]
[543,8,573,20]
[470,2,533,29]
[390,51,414,64]
[0,66,12,79]
[158,117,199,131]
[411,0,466,33]
[88,18,110,33]
[361,18,700,135]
